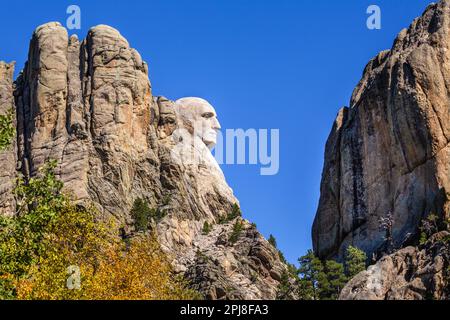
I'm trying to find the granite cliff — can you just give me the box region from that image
[314,0,450,300]
[0,22,288,300]
[313,0,449,262]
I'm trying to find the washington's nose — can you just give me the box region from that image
[212,118,221,130]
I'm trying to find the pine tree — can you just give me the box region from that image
[297,250,349,300]
[229,220,243,244]
[345,245,367,278]
[320,260,347,300]
[131,198,152,232]
[227,203,242,221]
[276,270,294,300]
[297,250,325,300]
[268,234,277,248]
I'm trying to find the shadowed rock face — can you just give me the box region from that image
[313,0,450,261]
[0,22,288,299]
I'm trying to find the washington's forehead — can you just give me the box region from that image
[175,97,216,114]
[197,102,216,114]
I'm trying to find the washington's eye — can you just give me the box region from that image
[201,112,214,119]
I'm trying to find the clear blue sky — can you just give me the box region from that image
[0,0,434,264]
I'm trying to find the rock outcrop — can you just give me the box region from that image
[340,231,450,300]
[0,22,288,299]
[15,22,156,211]
[313,0,450,261]
[184,220,285,300]
[0,62,16,217]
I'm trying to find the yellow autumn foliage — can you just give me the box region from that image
[0,161,200,300]
[15,232,199,300]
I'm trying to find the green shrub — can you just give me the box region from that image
[443,234,450,244]
[229,220,243,244]
[275,251,299,300]
[419,213,439,245]
[0,109,15,151]
[218,215,226,224]
[219,204,242,224]
[419,232,428,245]
[228,204,242,220]
[0,277,16,300]
[131,198,152,232]
[131,199,167,232]
[278,250,287,263]
[202,221,212,235]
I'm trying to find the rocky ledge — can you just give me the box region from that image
[340,231,450,300]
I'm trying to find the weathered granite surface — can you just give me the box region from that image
[0,61,16,217]
[0,22,288,299]
[313,0,450,261]
[340,231,450,300]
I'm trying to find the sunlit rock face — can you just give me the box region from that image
[155,97,287,300]
[340,231,450,300]
[1,22,290,300]
[168,97,236,215]
[0,61,16,217]
[15,22,156,214]
[175,97,222,149]
[313,0,450,261]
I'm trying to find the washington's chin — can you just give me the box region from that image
[204,139,217,149]
[203,132,218,149]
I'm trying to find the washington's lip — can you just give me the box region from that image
[206,130,219,136]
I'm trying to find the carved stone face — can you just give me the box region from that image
[175,97,221,149]
[157,96,177,138]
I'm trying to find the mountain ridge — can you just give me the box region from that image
[0,22,290,300]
